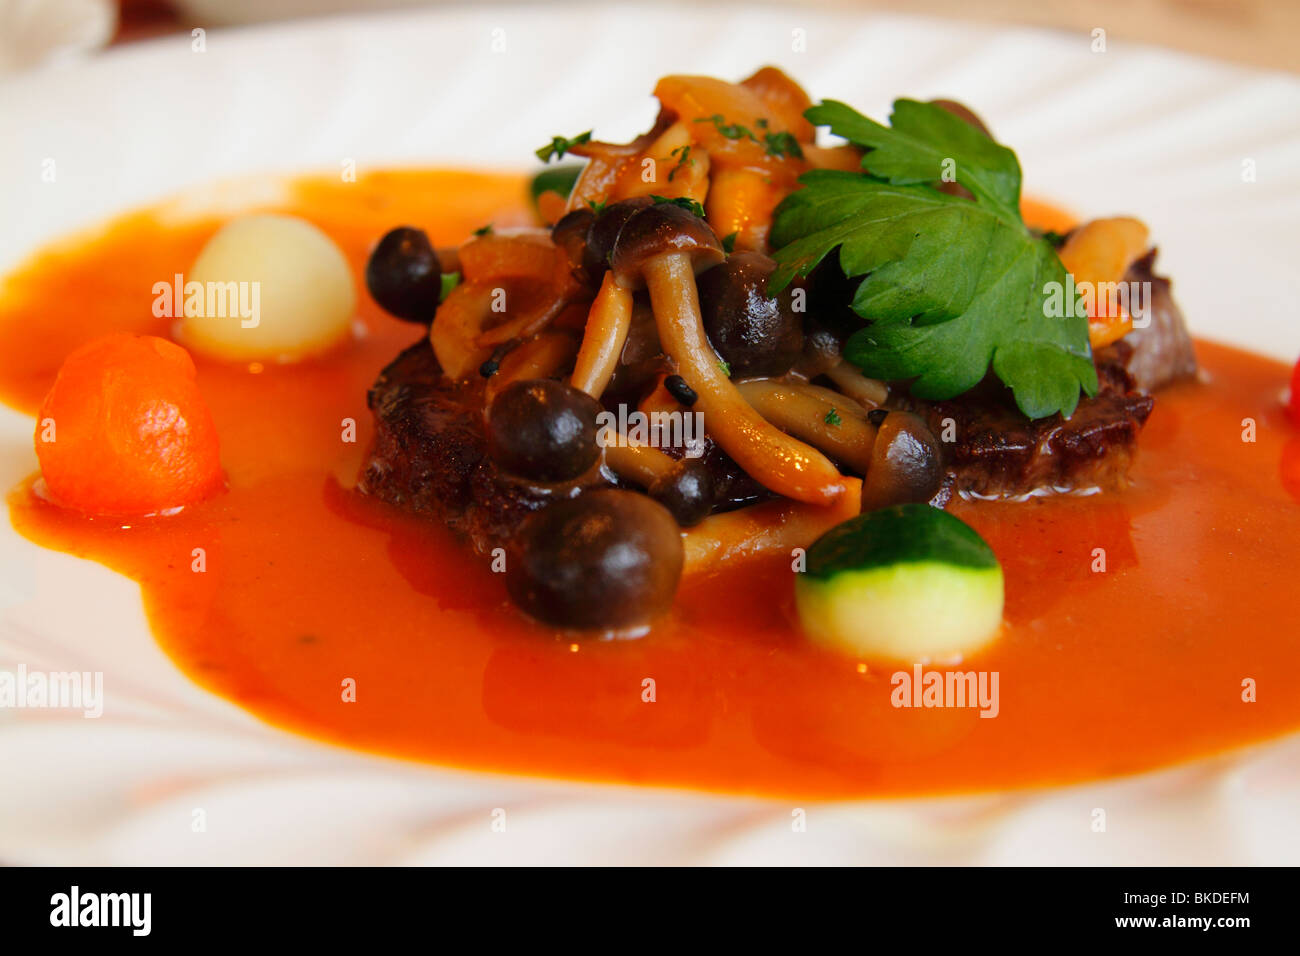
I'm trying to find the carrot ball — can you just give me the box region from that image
[34,334,223,516]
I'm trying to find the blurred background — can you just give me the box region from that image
[2,0,1297,76]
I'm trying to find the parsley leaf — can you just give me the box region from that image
[769,100,1096,420]
[824,407,842,427]
[529,164,583,206]
[472,223,494,237]
[721,232,738,254]
[535,130,592,163]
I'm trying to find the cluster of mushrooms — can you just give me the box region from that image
[367,194,944,633]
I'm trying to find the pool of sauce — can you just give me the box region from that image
[2,170,1299,798]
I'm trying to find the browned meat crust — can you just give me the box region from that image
[903,359,1154,500]
[357,338,605,555]
[358,339,769,553]
[901,248,1193,500]
[1096,248,1198,392]
[361,247,1194,526]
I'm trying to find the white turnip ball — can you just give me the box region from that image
[181,213,355,361]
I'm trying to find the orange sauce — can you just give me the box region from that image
[3,171,1299,799]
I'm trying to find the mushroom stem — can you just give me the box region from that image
[737,380,879,475]
[604,440,675,487]
[571,271,633,398]
[784,381,871,419]
[683,476,862,575]
[642,252,847,505]
[475,287,578,348]
[484,331,579,402]
[824,360,888,407]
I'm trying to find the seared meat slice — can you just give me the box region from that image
[362,245,1192,523]
[359,338,483,519]
[1096,249,1197,392]
[903,359,1154,500]
[358,339,604,555]
[358,339,767,553]
[896,248,1191,499]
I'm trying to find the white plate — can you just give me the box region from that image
[1,3,1299,865]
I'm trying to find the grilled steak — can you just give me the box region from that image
[903,250,1195,499]
[1096,248,1198,392]
[903,359,1154,500]
[360,248,1195,529]
[358,339,767,553]
[357,338,607,555]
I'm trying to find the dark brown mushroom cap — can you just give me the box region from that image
[486,379,602,482]
[860,410,945,511]
[697,251,804,378]
[506,489,684,630]
[551,208,595,280]
[609,202,724,289]
[581,196,655,286]
[648,457,715,527]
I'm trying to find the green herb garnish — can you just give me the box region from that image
[718,359,732,377]
[769,99,1096,420]
[763,130,804,159]
[721,232,738,254]
[695,114,803,161]
[695,114,753,141]
[824,407,842,427]
[668,144,694,182]
[587,199,608,216]
[529,164,583,206]
[473,223,494,237]
[439,272,461,302]
[651,195,707,220]
[535,130,592,163]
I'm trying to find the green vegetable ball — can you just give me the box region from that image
[795,504,1004,663]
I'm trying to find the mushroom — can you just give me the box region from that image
[858,410,945,511]
[566,198,655,398]
[682,476,863,576]
[696,251,803,377]
[486,377,602,482]
[507,489,684,631]
[736,379,877,475]
[571,271,633,397]
[608,202,847,505]
[604,441,714,526]
[365,226,442,324]
[736,382,943,509]
[550,207,595,281]
[484,330,579,403]
[582,196,654,286]
[431,232,581,380]
[823,359,888,407]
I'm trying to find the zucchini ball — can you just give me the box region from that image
[182,213,355,361]
[795,504,1004,663]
